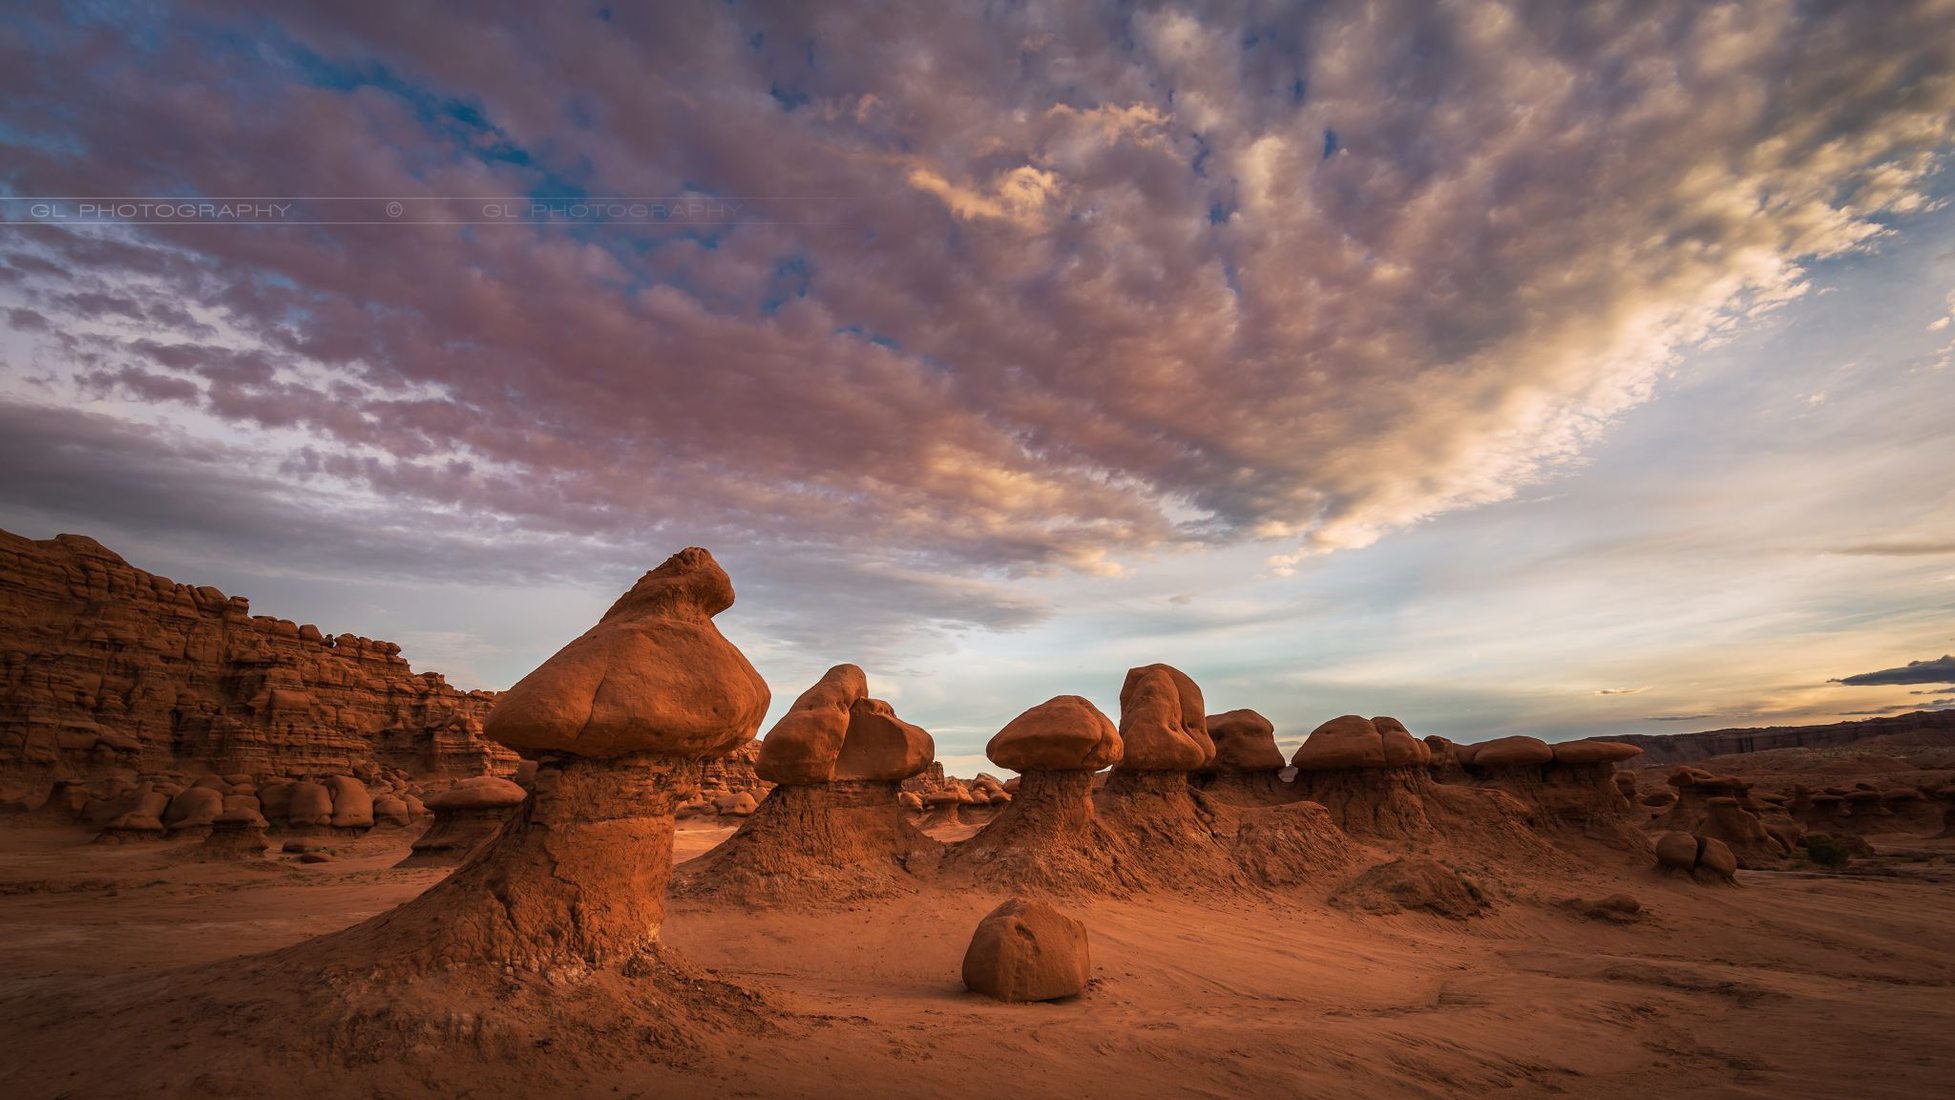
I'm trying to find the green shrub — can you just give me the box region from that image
[1802,833,1852,869]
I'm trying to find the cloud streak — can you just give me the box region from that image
[1834,655,1955,687]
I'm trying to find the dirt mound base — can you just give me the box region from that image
[1330,857,1491,919]
[675,779,942,904]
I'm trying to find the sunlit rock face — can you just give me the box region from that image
[0,529,513,793]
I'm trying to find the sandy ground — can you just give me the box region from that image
[1,819,1951,1099]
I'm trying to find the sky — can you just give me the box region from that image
[2,1,1954,772]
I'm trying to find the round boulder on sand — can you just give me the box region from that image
[962,897,1091,1003]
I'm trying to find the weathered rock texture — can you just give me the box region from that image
[0,530,513,793]
[398,775,528,867]
[961,897,1091,1002]
[1456,738,1652,855]
[948,696,1139,894]
[1195,709,1291,802]
[680,665,941,903]
[1096,665,1248,889]
[297,547,769,976]
[1291,716,1551,861]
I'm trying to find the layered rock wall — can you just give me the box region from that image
[0,529,514,788]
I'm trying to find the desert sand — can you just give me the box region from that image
[1,814,1951,1099]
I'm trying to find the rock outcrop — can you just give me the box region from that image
[961,897,1091,1002]
[1585,710,1955,768]
[1095,665,1243,888]
[1456,738,1651,854]
[0,529,513,795]
[1291,716,1551,862]
[679,664,941,903]
[397,776,528,867]
[1653,831,1739,883]
[1193,708,1292,804]
[308,546,770,975]
[947,695,1133,893]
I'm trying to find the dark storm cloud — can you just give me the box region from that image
[1833,655,1955,687]
[0,399,1047,659]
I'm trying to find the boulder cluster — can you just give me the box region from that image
[63,765,435,846]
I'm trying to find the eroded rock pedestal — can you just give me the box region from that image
[212,547,777,1066]
[679,664,941,903]
[947,695,1137,894]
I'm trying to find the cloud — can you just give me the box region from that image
[1595,687,1646,696]
[1832,655,1955,687]
[1828,541,1955,557]
[1646,714,1717,722]
[2,0,1954,634]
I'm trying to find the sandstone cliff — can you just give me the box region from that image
[1586,710,1955,768]
[0,529,516,789]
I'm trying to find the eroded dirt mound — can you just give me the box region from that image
[1329,857,1492,920]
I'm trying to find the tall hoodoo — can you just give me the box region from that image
[1097,664,1253,888]
[680,663,941,903]
[947,695,1130,892]
[330,547,769,972]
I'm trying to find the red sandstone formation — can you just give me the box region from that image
[1454,737,1651,854]
[1584,710,1955,768]
[1654,831,1738,883]
[397,775,528,867]
[1193,709,1292,804]
[289,546,768,987]
[961,897,1091,1002]
[1329,857,1492,919]
[679,664,941,902]
[1095,665,1243,888]
[0,530,513,803]
[947,695,1135,893]
[1290,716,1550,861]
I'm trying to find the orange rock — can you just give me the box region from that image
[1468,735,1554,767]
[1205,709,1285,772]
[756,664,867,784]
[1116,665,1212,771]
[988,696,1122,772]
[1552,740,1644,765]
[1290,715,1385,771]
[961,898,1091,1002]
[484,548,771,759]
